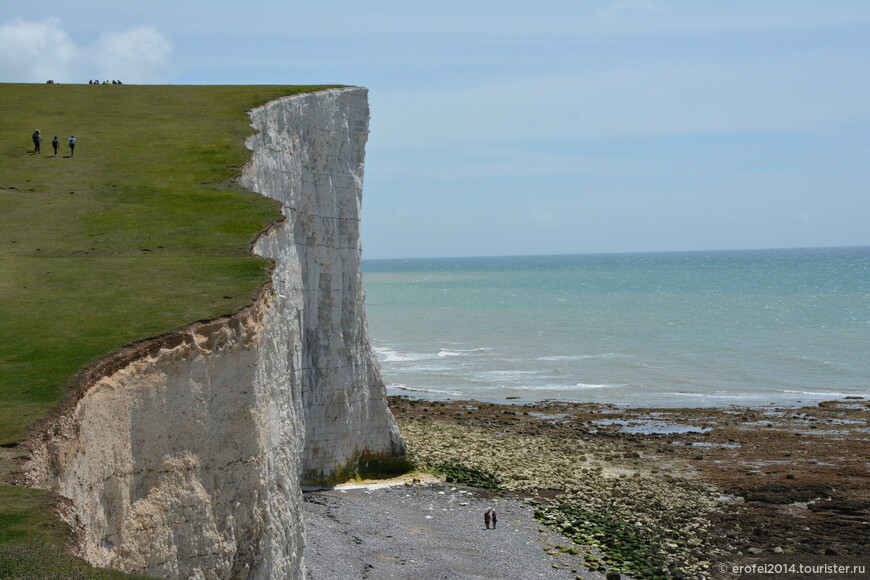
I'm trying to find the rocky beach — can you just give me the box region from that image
[305,396,869,579]
[303,478,598,579]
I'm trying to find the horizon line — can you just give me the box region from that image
[361,244,870,262]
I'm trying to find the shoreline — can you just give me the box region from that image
[387,387,870,412]
[387,395,870,578]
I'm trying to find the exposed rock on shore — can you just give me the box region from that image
[389,396,870,579]
[397,415,721,578]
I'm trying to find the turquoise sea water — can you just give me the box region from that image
[362,247,870,408]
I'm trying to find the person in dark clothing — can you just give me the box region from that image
[68,136,76,156]
[51,136,59,155]
[32,130,41,153]
[491,510,497,529]
[484,509,491,529]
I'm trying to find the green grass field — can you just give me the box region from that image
[0,83,333,577]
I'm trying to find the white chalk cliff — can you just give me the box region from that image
[24,87,406,579]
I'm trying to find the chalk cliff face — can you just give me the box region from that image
[25,87,406,580]
[242,88,407,487]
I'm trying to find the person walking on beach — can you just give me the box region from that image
[68,135,76,156]
[491,510,497,529]
[484,509,491,529]
[51,136,59,156]
[32,130,41,153]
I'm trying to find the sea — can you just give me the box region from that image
[361,246,870,408]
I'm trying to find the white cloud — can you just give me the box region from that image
[0,18,171,84]
[88,27,173,84]
[0,18,79,82]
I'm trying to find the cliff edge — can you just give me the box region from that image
[24,87,407,580]
[242,87,407,488]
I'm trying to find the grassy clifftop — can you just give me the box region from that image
[0,83,334,577]
[0,83,338,444]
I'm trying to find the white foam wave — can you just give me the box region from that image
[575,382,621,389]
[376,345,493,363]
[537,353,626,361]
[398,364,453,373]
[661,391,755,400]
[477,370,540,377]
[781,390,856,398]
[438,350,462,358]
[448,347,492,353]
[497,382,620,392]
[374,347,434,363]
[386,383,464,397]
[468,370,544,386]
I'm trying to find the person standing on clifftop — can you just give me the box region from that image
[32,130,41,153]
[68,135,76,156]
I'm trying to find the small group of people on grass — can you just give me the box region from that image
[31,130,75,156]
[89,79,123,85]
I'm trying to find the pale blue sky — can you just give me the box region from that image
[3,1,869,258]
